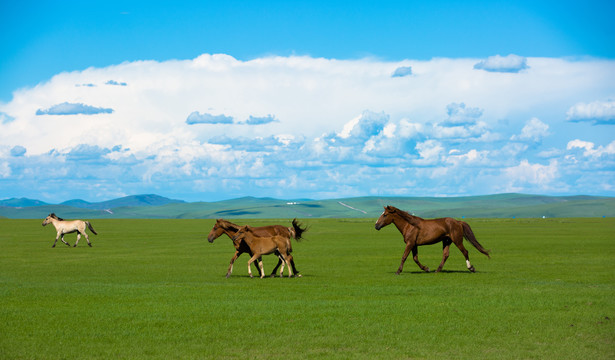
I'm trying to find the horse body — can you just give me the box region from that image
[42,213,97,247]
[375,206,490,274]
[232,226,296,278]
[207,218,305,277]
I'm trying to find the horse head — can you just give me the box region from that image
[207,219,225,243]
[42,213,58,226]
[375,206,396,230]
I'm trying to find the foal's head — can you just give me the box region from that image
[375,206,397,230]
[232,225,255,243]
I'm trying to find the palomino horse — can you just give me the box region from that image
[375,206,490,274]
[42,213,98,248]
[232,225,296,278]
[207,218,306,277]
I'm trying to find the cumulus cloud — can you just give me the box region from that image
[567,139,615,158]
[391,66,412,77]
[0,54,614,201]
[510,118,550,142]
[503,159,559,189]
[566,100,615,125]
[473,54,529,73]
[186,112,234,124]
[36,102,113,115]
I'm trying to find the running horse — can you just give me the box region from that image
[207,218,306,277]
[42,213,98,247]
[375,206,490,274]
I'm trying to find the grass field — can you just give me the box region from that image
[1,217,613,359]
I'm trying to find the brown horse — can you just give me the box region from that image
[207,218,306,277]
[42,213,98,247]
[232,225,296,278]
[375,206,490,274]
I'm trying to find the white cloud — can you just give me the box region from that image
[510,117,550,142]
[0,54,614,201]
[566,100,615,125]
[502,159,559,189]
[567,139,615,158]
[473,54,529,73]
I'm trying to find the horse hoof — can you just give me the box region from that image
[73,245,77,247]
[395,271,401,275]
[296,274,302,278]
[424,268,430,273]
[469,266,476,273]
[88,244,92,247]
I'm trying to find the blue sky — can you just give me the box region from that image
[1,1,614,202]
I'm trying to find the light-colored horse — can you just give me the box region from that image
[42,213,98,247]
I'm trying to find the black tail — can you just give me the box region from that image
[87,222,98,235]
[462,222,490,258]
[291,218,308,241]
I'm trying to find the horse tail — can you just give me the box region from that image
[462,222,490,258]
[86,221,98,235]
[291,218,308,241]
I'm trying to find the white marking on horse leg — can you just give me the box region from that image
[259,261,265,279]
[466,260,472,269]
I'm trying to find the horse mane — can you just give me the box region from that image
[388,206,423,224]
[217,219,240,232]
[49,213,64,221]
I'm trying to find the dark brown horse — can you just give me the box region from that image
[207,218,306,277]
[233,225,297,278]
[375,206,490,274]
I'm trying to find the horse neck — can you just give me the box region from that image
[49,217,62,229]
[392,212,420,230]
[219,221,240,239]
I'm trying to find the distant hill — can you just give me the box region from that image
[60,194,185,210]
[0,198,49,207]
[0,193,613,219]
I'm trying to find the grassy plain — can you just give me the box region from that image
[1,217,613,359]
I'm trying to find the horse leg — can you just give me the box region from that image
[412,247,430,273]
[278,255,286,277]
[83,231,92,247]
[257,257,265,279]
[396,243,412,275]
[270,251,283,277]
[283,254,294,278]
[436,240,452,273]
[52,234,59,248]
[455,241,475,272]
[74,233,81,247]
[226,251,241,278]
[247,254,261,279]
[60,234,70,247]
[289,258,301,277]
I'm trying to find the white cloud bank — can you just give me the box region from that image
[0,54,614,202]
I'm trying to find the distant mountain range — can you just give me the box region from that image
[0,193,613,219]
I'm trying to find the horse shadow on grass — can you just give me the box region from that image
[391,269,489,275]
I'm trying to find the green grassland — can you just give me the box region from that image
[1,218,613,359]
